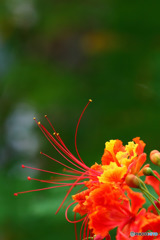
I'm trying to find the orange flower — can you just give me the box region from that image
[73,181,160,239]
[72,189,91,216]
[14,100,160,240]
[117,211,160,240]
[101,137,147,178]
[85,185,147,239]
[101,140,125,166]
[133,137,146,155]
[140,212,160,240]
[117,187,160,240]
[87,184,130,237]
[98,162,127,184]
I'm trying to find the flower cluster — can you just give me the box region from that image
[14,100,160,240]
[72,138,160,240]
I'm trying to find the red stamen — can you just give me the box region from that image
[38,120,89,171]
[16,105,100,211]
[87,220,90,240]
[22,165,82,178]
[74,213,78,240]
[50,177,79,181]
[14,184,72,196]
[75,99,92,164]
[62,186,86,209]
[41,152,85,174]
[83,215,89,240]
[62,168,98,179]
[63,168,79,174]
[45,115,76,156]
[55,172,86,214]
[56,134,72,153]
[80,216,88,240]
[50,176,89,182]
[44,115,57,134]
[27,177,86,186]
[65,202,86,223]
[34,117,98,176]
[41,124,89,170]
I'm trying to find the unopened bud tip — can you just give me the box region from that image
[150,150,160,166]
[27,176,31,181]
[143,167,153,176]
[125,174,140,188]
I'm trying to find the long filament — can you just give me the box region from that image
[75,99,92,163]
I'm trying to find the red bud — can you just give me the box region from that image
[125,174,140,188]
[150,150,160,166]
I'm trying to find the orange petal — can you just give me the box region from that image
[101,150,114,165]
[124,186,146,214]
[131,153,147,175]
[145,170,160,196]
[133,137,146,155]
[113,140,125,154]
[99,162,127,184]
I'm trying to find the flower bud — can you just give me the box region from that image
[143,167,153,176]
[150,150,160,166]
[125,174,140,188]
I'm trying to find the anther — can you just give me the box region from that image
[38,121,41,125]
[57,133,59,136]
[33,117,36,120]
[40,151,42,154]
[14,193,18,196]
[44,115,47,118]
[27,176,31,181]
[53,132,56,135]
[89,99,92,102]
[22,165,25,168]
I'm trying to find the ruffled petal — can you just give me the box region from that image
[145,170,160,196]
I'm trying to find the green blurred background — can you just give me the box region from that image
[1,1,160,239]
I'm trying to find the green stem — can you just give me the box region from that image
[141,190,160,215]
[152,172,160,182]
[141,186,160,203]
[139,179,159,202]
[138,179,160,215]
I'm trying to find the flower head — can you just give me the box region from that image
[14,100,160,240]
